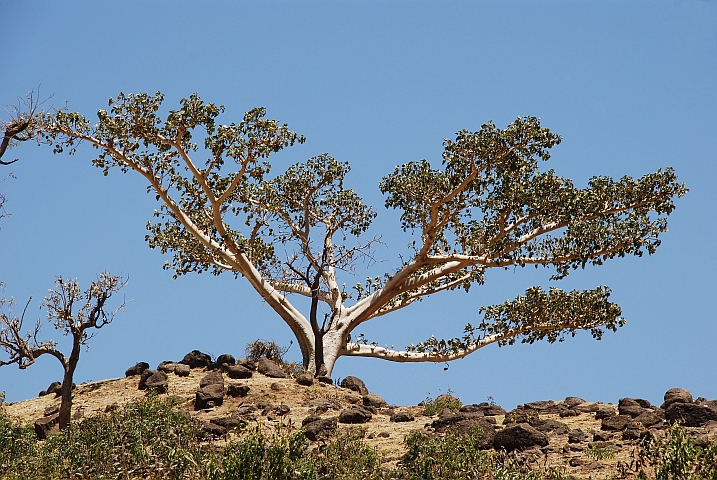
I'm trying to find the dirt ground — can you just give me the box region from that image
[1,367,673,479]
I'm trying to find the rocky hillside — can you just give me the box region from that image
[4,350,717,479]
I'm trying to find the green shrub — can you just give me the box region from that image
[422,392,463,416]
[0,409,36,479]
[311,429,387,480]
[640,424,717,480]
[585,444,617,461]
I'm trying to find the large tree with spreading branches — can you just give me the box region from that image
[37,92,686,377]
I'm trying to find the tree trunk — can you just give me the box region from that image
[58,337,81,430]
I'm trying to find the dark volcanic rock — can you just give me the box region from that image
[622,420,648,440]
[200,372,224,389]
[199,422,226,438]
[304,417,337,441]
[317,375,332,384]
[296,373,314,386]
[210,416,244,430]
[125,362,150,377]
[601,415,632,431]
[215,354,236,367]
[181,350,212,369]
[341,376,369,395]
[138,369,157,390]
[46,381,62,396]
[157,361,177,373]
[225,364,253,379]
[504,408,540,425]
[144,371,169,394]
[665,402,717,427]
[634,409,665,427]
[195,384,224,410]
[619,398,649,418]
[363,393,387,408]
[531,419,568,434]
[34,414,59,440]
[662,388,693,409]
[390,411,415,422]
[595,406,617,420]
[257,356,286,378]
[568,428,590,444]
[339,406,373,424]
[174,364,190,377]
[493,423,549,452]
[227,384,250,398]
[431,412,497,448]
[564,397,586,408]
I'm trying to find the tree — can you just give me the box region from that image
[0,273,126,429]
[0,89,50,165]
[39,92,687,377]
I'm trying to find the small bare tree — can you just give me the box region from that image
[0,89,52,165]
[0,273,126,430]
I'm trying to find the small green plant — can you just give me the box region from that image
[639,423,717,480]
[586,444,617,461]
[422,389,463,416]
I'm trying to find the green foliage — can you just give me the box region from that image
[586,444,617,461]
[402,428,492,479]
[0,408,36,477]
[311,429,387,480]
[422,393,463,416]
[639,424,717,480]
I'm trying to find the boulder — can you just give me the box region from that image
[662,388,693,409]
[174,364,190,377]
[564,397,586,408]
[303,417,337,441]
[225,364,253,379]
[340,376,369,395]
[493,423,549,452]
[435,393,460,405]
[234,405,258,417]
[568,428,590,444]
[157,361,177,373]
[601,414,632,431]
[138,369,158,390]
[237,359,256,370]
[302,414,322,426]
[431,412,497,447]
[144,371,169,394]
[390,411,415,422]
[530,419,568,434]
[665,402,717,427]
[623,420,648,440]
[210,416,244,430]
[215,354,236,367]
[34,414,59,440]
[595,406,617,420]
[296,373,314,386]
[257,356,286,378]
[339,406,373,424]
[199,421,227,438]
[504,408,540,425]
[634,409,665,427]
[317,375,332,384]
[522,400,562,414]
[274,404,291,416]
[363,393,388,408]
[619,398,649,418]
[199,372,224,389]
[181,350,212,369]
[125,362,150,377]
[46,381,62,396]
[227,384,250,398]
[43,405,60,417]
[195,384,224,410]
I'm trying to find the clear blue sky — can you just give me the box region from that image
[1,1,715,409]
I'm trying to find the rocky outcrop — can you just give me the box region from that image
[339,406,373,424]
[662,388,693,409]
[257,356,286,378]
[125,362,150,377]
[296,373,314,386]
[665,402,717,427]
[181,350,212,369]
[493,423,549,452]
[341,376,369,395]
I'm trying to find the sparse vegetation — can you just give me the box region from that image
[422,391,463,416]
[2,394,716,479]
[586,444,617,461]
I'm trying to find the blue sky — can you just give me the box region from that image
[1,1,715,409]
